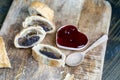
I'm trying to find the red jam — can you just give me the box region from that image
[57,25,88,48]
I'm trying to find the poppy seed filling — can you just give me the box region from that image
[39,48,62,59]
[18,31,40,46]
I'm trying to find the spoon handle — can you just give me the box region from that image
[84,35,108,54]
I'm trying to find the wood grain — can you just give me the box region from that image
[0,0,111,80]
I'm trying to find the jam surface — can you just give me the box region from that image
[57,25,88,48]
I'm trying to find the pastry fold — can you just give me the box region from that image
[0,37,11,68]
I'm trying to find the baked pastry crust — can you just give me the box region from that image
[28,1,54,21]
[0,37,11,68]
[32,44,66,67]
[22,15,55,33]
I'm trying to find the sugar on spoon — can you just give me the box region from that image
[65,35,108,66]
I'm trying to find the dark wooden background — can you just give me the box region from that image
[0,0,120,80]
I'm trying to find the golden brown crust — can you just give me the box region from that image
[32,50,43,64]
[0,37,11,68]
[49,59,60,67]
[29,1,54,21]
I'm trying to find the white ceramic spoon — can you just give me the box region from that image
[65,35,108,66]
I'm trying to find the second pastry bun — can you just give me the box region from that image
[23,15,55,34]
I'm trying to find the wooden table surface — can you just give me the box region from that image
[0,0,120,80]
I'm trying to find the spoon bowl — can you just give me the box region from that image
[65,35,108,66]
[65,52,84,66]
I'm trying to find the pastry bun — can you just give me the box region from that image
[28,1,54,21]
[14,26,46,48]
[22,16,55,33]
[32,44,66,67]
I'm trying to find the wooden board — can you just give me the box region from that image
[0,0,111,80]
